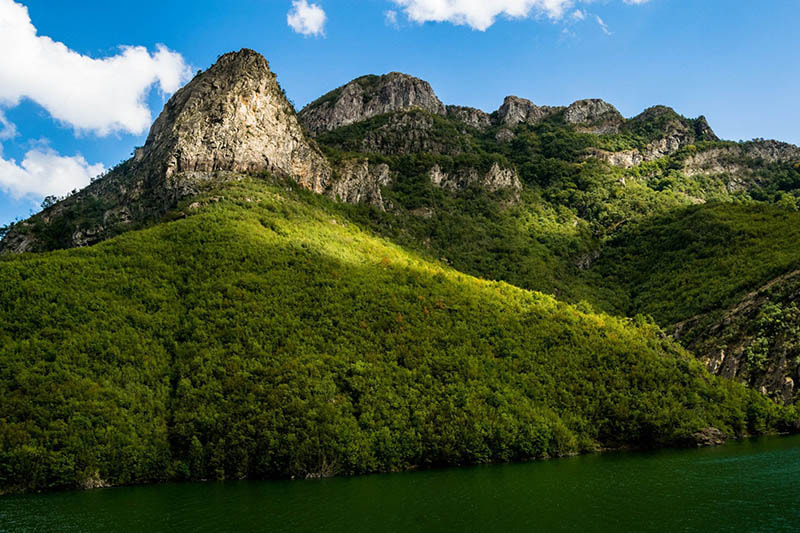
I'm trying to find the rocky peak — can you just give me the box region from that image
[694,116,718,142]
[299,72,446,135]
[564,99,624,134]
[493,96,560,128]
[446,105,492,131]
[0,48,332,253]
[138,48,330,193]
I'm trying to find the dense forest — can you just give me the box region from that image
[1,179,796,493]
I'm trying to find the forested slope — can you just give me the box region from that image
[1,178,792,494]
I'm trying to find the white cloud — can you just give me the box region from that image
[0,111,16,140]
[595,15,611,35]
[0,147,104,199]
[287,0,327,37]
[385,9,400,28]
[571,9,585,21]
[0,0,191,136]
[389,0,649,31]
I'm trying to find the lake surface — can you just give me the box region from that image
[2,435,800,532]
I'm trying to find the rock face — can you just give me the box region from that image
[676,269,800,404]
[0,49,331,253]
[428,163,522,196]
[299,73,446,135]
[692,427,727,447]
[446,105,492,130]
[140,49,330,193]
[592,106,722,168]
[564,99,625,134]
[329,160,392,210]
[493,96,560,128]
[684,140,800,177]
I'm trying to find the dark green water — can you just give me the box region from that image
[2,435,800,532]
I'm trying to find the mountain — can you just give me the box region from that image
[0,49,330,253]
[1,49,799,494]
[298,72,446,134]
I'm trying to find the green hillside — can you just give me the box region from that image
[591,202,800,328]
[1,176,793,494]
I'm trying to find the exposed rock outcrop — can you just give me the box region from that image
[674,269,800,404]
[428,163,522,196]
[299,73,446,135]
[1,49,331,253]
[140,48,330,192]
[493,96,561,128]
[592,106,723,168]
[683,140,800,177]
[329,159,392,210]
[564,99,625,134]
[691,427,727,447]
[446,105,492,131]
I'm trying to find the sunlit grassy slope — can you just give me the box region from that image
[0,177,795,493]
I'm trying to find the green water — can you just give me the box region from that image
[2,435,800,532]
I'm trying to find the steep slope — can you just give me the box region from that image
[589,203,800,401]
[0,177,794,494]
[0,49,331,253]
[684,269,800,404]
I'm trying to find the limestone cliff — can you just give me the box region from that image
[428,163,522,195]
[592,106,722,168]
[446,105,492,131]
[329,159,392,210]
[493,96,561,128]
[564,99,625,134]
[299,73,446,135]
[138,48,330,192]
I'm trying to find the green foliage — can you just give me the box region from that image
[591,203,800,325]
[744,303,800,375]
[1,179,792,494]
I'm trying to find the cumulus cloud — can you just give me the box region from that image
[0,111,16,140]
[287,0,327,36]
[389,0,649,31]
[0,0,191,136]
[0,147,104,199]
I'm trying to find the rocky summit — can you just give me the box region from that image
[299,72,446,134]
[139,49,330,191]
[1,49,331,253]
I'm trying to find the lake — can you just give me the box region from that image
[2,435,800,532]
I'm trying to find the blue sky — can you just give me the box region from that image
[1,0,799,226]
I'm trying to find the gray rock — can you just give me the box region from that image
[692,427,726,447]
[564,99,624,134]
[328,159,392,210]
[140,48,330,193]
[493,96,562,128]
[428,163,522,195]
[446,105,492,130]
[299,73,446,134]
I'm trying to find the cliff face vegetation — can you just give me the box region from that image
[2,49,800,494]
